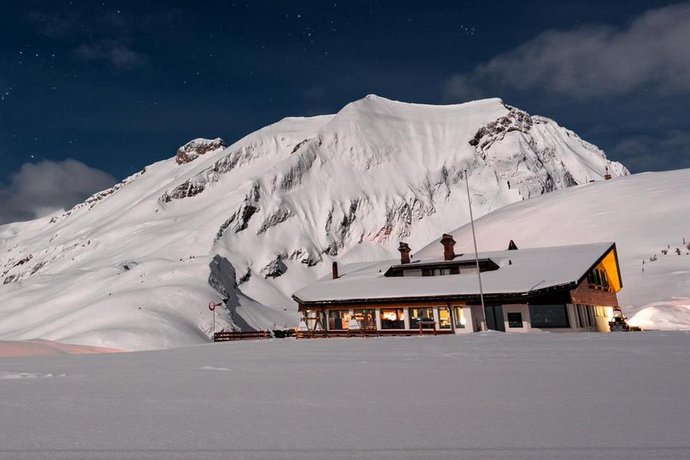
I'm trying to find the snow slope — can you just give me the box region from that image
[0,339,121,358]
[0,95,626,349]
[1,333,689,459]
[415,169,690,329]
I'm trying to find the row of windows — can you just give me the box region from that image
[527,304,599,329]
[321,304,603,331]
[325,307,466,331]
[587,268,611,290]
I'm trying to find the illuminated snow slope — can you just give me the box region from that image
[415,169,690,330]
[0,95,625,349]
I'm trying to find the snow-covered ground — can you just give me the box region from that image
[1,333,689,459]
[415,168,690,330]
[0,95,625,350]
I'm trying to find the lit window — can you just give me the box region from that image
[380,308,404,329]
[408,308,434,329]
[453,306,466,329]
[438,307,452,329]
[327,310,351,330]
[353,309,377,330]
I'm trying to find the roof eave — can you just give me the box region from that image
[293,281,578,307]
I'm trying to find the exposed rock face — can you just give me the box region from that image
[175,138,226,164]
[261,256,288,279]
[470,106,534,150]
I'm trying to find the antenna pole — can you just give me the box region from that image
[464,169,486,329]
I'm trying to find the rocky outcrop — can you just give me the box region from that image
[160,175,210,202]
[257,207,294,235]
[261,256,288,279]
[161,144,261,204]
[175,138,226,164]
[470,106,534,150]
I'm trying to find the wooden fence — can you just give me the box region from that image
[213,328,454,342]
[213,330,273,342]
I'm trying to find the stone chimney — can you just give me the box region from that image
[398,242,411,264]
[440,234,456,261]
[332,261,339,279]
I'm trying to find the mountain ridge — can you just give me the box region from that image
[0,95,627,349]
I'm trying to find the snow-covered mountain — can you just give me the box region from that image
[0,95,626,350]
[414,168,690,330]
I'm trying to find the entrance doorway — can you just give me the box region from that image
[484,305,505,331]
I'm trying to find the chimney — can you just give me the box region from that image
[332,261,339,279]
[398,242,411,264]
[440,234,456,261]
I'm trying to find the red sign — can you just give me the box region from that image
[209,302,218,311]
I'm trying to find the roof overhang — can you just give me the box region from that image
[575,242,622,292]
[292,281,577,307]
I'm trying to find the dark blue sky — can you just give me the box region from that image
[1,0,689,223]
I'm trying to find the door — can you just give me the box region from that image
[484,305,505,332]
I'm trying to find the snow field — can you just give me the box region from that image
[0,333,689,459]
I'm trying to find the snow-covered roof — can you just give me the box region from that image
[293,242,617,304]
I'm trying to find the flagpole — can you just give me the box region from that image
[464,169,486,330]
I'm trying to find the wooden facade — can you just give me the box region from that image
[570,279,619,307]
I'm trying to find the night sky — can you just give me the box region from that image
[1,0,689,223]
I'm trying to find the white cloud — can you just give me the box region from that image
[446,3,690,100]
[29,8,149,72]
[75,40,148,71]
[0,160,116,225]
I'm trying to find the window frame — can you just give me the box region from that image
[507,312,524,328]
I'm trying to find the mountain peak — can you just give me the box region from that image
[0,95,628,349]
[342,94,507,116]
